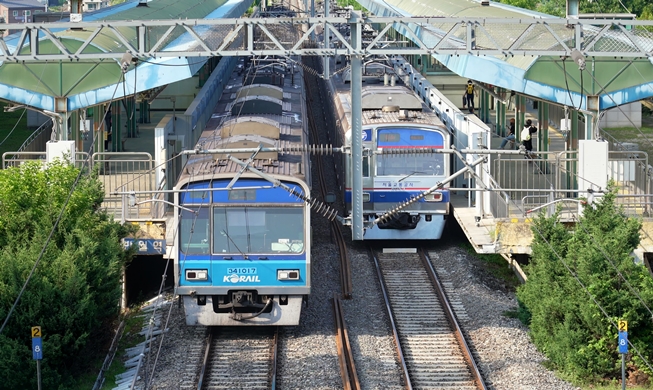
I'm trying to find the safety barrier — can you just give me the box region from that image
[2,151,90,170]
[92,152,155,221]
[490,150,652,219]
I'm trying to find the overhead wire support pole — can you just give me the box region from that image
[350,10,364,240]
[323,0,329,80]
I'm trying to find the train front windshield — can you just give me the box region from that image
[377,153,445,177]
[179,207,304,254]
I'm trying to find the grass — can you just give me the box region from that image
[458,241,521,291]
[72,309,146,389]
[579,385,651,390]
[100,311,146,389]
[0,104,32,158]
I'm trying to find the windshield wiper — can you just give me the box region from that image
[398,171,423,182]
[221,230,248,259]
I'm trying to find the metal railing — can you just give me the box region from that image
[2,151,156,221]
[488,149,652,219]
[2,151,90,170]
[92,152,155,221]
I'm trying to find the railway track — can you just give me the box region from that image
[372,247,486,389]
[197,327,278,389]
[303,55,352,299]
[304,55,359,389]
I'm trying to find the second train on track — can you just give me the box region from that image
[330,57,452,240]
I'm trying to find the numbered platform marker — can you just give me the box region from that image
[618,331,628,354]
[618,320,628,332]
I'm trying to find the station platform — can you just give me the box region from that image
[449,110,653,261]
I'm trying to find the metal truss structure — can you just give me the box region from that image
[1,16,652,62]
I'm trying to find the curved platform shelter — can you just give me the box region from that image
[0,0,251,112]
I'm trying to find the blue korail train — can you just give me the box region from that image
[331,60,451,240]
[173,56,311,326]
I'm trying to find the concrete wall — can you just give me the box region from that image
[600,101,642,128]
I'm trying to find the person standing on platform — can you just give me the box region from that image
[520,119,538,156]
[500,118,516,149]
[463,80,476,114]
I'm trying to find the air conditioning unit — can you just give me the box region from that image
[481,0,490,5]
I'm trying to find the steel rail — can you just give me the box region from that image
[270,326,279,390]
[196,327,277,389]
[304,55,353,298]
[332,293,361,390]
[419,248,487,390]
[370,248,412,390]
[196,328,213,390]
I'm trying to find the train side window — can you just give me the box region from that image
[363,156,369,177]
[179,207,210,254]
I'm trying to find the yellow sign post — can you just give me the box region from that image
[618,320,628,390]
[618,320,627,332]
[31,326,43,390]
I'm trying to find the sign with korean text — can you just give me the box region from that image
[122,238,166,255]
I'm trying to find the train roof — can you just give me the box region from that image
[361,86,423,110]
[180,59,307,182]
[330,59,446,130]
[360,109,444,126]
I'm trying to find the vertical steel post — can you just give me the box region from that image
[538,101,550,152]
[113,102,122,151]
[516,95,525,142]
[70,110,81,152]
[499,91,506,137]
[310,0,315,42]
[584,112,594,140]
[566,0,579,18]
[37,360,41,390]
[323,0,329,79]
[482,88,489,122]
[569,109,579,193]
[58,111,70,141]
[350,11,364,240]
[622,353,626,390]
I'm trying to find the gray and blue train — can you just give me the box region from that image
[173,56,311,326]
[331,59,452,240]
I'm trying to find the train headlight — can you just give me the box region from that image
[277,270,300,280]
[425,192,443,202]
[186,269,208,281]
[363,193,370,202]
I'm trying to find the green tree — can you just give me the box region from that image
[517,188,653,382]
[495,0,653,19]
[0,160,132,389]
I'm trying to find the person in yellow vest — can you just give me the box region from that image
[462,80,477,114]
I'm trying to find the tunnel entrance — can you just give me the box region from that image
[125,255,174,306]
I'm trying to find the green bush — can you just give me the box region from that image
[0,160,132,388]
[517,186,653,383]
